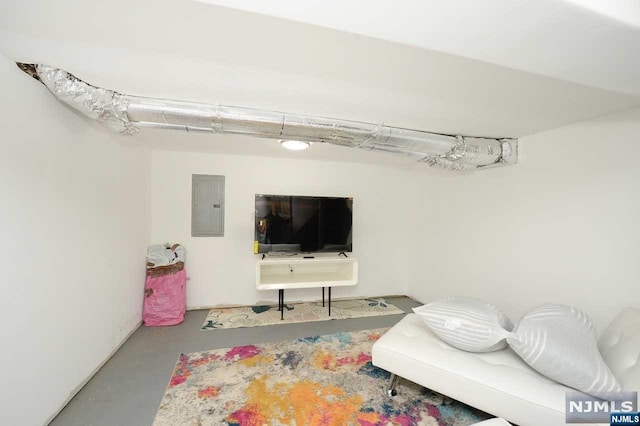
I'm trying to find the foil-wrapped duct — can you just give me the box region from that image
[30,64,138,135]
[17,62,517,171]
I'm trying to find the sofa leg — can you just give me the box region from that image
[387,373,399,397]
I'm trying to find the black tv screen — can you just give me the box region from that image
[254,194,353,254]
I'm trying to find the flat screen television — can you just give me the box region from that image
[254,194,353,254]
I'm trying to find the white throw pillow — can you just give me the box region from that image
[598,307,640,391]
[413,296,513,352]
[507,304,621,396]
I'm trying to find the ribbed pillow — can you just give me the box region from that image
[413,296,513,352]
[507,304,621,396]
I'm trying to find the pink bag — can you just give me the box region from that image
[142,269,187,326]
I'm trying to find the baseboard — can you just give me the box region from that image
[46,319,142,425]
[401,294,423,304]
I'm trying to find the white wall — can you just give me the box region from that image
[150,149,420,308]
[0,55,150,425]
[410,107,640,331]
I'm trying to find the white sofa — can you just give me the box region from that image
[372,307,640,426]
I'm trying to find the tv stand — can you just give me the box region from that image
[256,257,358,320]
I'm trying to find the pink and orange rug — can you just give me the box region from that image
[154,328,489,425]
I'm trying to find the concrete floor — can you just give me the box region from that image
[50,296,421,425]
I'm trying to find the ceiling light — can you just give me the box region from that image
[280,140,310,151]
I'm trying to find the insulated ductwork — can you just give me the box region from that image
[18,63,517,171]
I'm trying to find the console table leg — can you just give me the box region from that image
[328,286,332,316]
[279,289,284,320]
[322,287,325,307]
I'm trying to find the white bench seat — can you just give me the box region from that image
[372,309,640,426]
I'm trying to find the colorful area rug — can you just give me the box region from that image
[154,328,490,425]
[201,297,404,331]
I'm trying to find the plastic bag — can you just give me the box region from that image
[142,269,186,326]
[146,244,186,267]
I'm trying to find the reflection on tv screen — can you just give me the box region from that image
[255,195,353,254]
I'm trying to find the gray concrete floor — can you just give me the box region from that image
[50,296,421,426]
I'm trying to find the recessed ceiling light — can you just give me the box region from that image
[280,140,311,151]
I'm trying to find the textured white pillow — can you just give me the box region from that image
[413,296,513,352]
[598,307,640,391]
[507,304,621,396]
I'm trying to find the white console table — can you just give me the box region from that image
[256,256,358,320]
